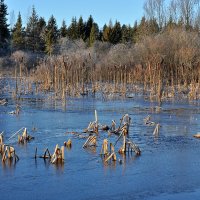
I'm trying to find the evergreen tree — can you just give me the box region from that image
[98,30,103,41]
[134,16,148,42]
[121,24,132,43]
[135,17,159,42]
[0,0,9,47]
[38,17,46,31]
[25,6,39,52]
[148,18,159,34]
[12,12,25,50]
[60,20,67,37]
[45,15,58,55]
[103,24,111,42]
[85,15,94,41]
[132,21,138,43]
[89,23,99,46]
[108,19,113,29]
[77,16,85,39]
[37,17,46,52]
[68,17,78,40]
[109,21,122,44]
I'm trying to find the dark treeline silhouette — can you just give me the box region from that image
[1,0,200,101]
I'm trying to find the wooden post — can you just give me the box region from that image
[104,143,117,162]
[1,144,5,154]
[22,128,27,140]
[66,139,72,148]
[55,145,59,156]
[123,131,126,153]
[64,139,72,148]
[104,139,108,155]
[112,153,117,161]
[18,134,21,143]
[95,110,98,133]
[61,146,64,161]
[100,139,108,155]
[51,144,59,164]
[110,143,114,153]
[2,149,7,162]
[0,133,3,144]
[7,146,11,159]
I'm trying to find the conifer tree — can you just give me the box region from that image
[134,16,148,42]
[103,24,111,42]
[68,17,78,40]
[77,16,85,39]
[148,18,159,34]
[12,12,25,50]
[45,15,58,55]
[25,6,39,52]
[109,21,122,44]
[132,21,138,43]
[0,0,9,47]
[98,30,103,41]
[85,15,94,41]
[37,17,46,52]
[121,24,132,43]
[89,23,99,46]
[60,20,67,37]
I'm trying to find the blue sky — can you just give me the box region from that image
[6,0,146,28]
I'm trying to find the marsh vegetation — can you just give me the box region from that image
[0,0,200,103]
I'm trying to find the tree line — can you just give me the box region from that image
[1,0,200,56]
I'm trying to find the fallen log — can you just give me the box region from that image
[83,135,97,148]
[104,143,117,162]
[100,139,108,156]
[0,132,3,144]
[126,138,141,155]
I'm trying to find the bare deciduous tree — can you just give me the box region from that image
[177,0,199,28]
[144,0,156,20]
[168,0,178,23]
[144,0,166,29]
